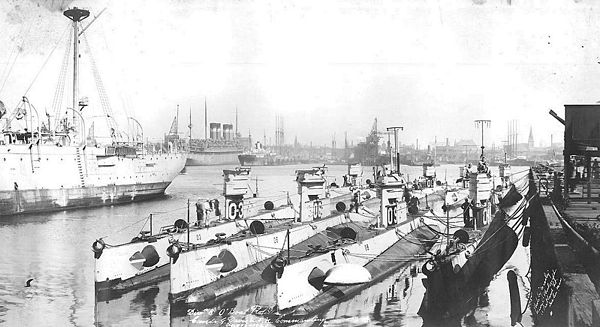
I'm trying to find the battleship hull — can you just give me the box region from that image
[0,144,186,216]
[186,150,241,166]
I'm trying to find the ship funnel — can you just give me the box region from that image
[209,123,221,140]
[223,124,234,140]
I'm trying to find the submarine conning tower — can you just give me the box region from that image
[296,166,328,222]
[376,173,407,228]
[222,167,251,219]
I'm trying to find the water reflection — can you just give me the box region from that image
[96,280,171,326]
[161,245,532,327]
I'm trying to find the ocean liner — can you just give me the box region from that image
[0,8,186,216]
[186,103,243,166]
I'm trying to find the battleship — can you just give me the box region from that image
[0,8,186,216]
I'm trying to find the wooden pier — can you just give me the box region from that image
[531,164,600,326]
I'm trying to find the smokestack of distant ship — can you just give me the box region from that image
[223,124,233,140]
[210,123,221,140]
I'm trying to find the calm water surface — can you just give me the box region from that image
[0,164,533,326]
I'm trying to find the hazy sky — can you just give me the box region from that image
[0,0,597,147]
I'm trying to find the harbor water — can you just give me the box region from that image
[0,164,533,326]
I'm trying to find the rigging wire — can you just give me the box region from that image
[0,18,36,97]
[99,215,153,244]
[82,33,121,141]
[23,23,70,96]
[52,28,73,128]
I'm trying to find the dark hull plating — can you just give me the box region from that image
[419,211,520,322]
[284,226,439,318]
[96,264,170,302]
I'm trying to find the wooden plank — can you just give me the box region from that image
[564,273,599,327]
[568,202,600,207]
[555,244,586,274]
[566,205,599,208]
[565,207,600,213]
[568,209,600,214]
[565,214,600,221]
[565,211,600,217]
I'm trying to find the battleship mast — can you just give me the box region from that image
[63,7,90,130]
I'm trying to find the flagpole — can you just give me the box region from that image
[189,106,192,142]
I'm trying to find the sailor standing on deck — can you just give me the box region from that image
[196,199,207,226]
[461,198,472,227]
[213,198,221,217]
[350,189,360,213]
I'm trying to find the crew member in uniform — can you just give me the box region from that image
[461,198,472,227]
[213,198,221,217]
[350,190,360,213]
[196,199,206,226]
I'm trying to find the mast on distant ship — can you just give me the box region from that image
[188,106,192,142]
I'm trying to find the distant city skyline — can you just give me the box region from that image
[0,0,590,147]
